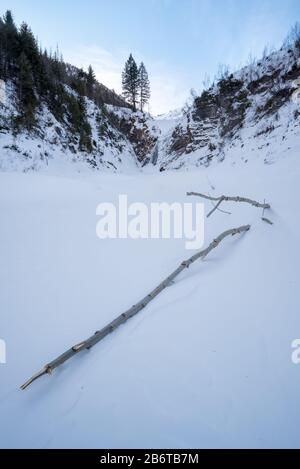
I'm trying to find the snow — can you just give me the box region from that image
[154,109,183,136]
[155,43,300,170]
[0,37,300,449]
[0,152,300,449]
[0,83,139,173]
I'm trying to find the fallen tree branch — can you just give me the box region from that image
[21,225,251,390]
[187,192,270,218]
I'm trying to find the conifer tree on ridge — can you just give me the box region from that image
[122,53,139,111]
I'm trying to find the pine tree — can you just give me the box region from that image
[138,62,150,112]
[122,54,139,111]
[0,16,5,79]
[86,64,96,98]
[0,9,131,136]
[19,23,42,80]
[3,10,15,28]
[17,51,37,128]
[19,23,38,58]
[1,10,19,78]
[51,45,65,82]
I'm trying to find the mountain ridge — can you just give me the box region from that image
[155,42,300,170]
[1,11,300,173]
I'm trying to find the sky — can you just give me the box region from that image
[2,0,300,114]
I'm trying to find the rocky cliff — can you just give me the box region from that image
[156,44,300,170]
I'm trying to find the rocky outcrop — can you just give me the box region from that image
[157,43,300,170]
[107,107,160,163]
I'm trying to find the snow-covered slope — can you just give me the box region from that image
[0,82,133,173]
[1,42,299,174]
[0,151,299,449]
[156,44,300,170]
[0,82,159,173]
[154,109,183,135]
[1,21,300,450]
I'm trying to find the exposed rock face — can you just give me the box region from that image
[157,44,300,170]
[161,77,251,166]
[1,41,300,173]
[169,124,193,155]
[107,107,160,163]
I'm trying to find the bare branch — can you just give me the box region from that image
[20,225,251,390]
[215,206,232,216]
[207,197,225,217]
[207,191,231,216]
[187,192,270,218]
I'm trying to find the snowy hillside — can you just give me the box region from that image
[155,44,300,170]
[0,11,159,174]
[0,81,161,173]
[154,109,183,135]
[1,38,300,173]
[0,152,300,448]
[1,7,300,451]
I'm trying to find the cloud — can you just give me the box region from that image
[64,45,122,94]
[148,69,189,115]
[63,45,188,115]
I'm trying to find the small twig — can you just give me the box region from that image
[262,199,266,219]
[20,225,251,390]
[208,192,231,216]
[261,199,273,225]
[207,197,225,218]
[214,206,231,216]
[206,175,216,191]
[262,217,273,225]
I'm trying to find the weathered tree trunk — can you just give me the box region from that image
[21,225,250,390]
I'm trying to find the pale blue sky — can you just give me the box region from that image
[2,0,300,113]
